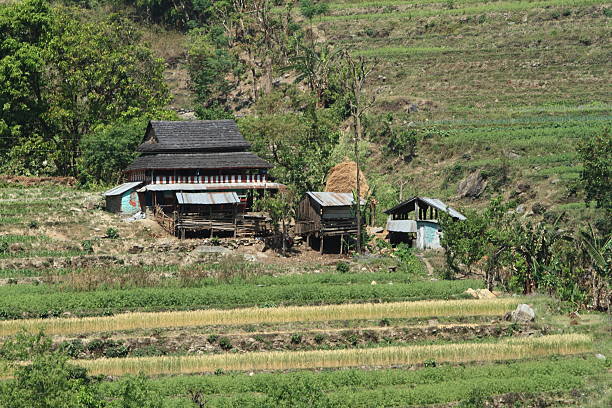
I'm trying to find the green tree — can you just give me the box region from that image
[78,119,147,185]
[577,130,611,209]
[299,0,329,21]
[0,0,170,177]
[187,26,238,119]
[239,89,340,199]
[46,10,169,175]
[0,0,53,158]
[0,331,102,408]
[0,331,163,408]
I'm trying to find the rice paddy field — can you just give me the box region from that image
[0,184,610,406]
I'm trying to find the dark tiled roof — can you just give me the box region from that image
[126,152,273,171]
[137,120,251,153]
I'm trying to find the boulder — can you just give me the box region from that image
[457,170,487,198]
[506,304,536,323]
[464,288,496,299]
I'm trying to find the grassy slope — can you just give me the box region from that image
[314,0,611,217]
[142,0,610,219]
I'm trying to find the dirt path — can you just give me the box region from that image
[417,254,435,277]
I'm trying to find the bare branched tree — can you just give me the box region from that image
[340,51,380,253]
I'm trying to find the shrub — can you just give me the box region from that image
[379,318,391,327]
[336,262,350,274]
[28,220,39,229]
[81,240,94,254]
[218,337,232,350]
[314,334,326,344]
[58,339,84,358]
[207,334,219,344]
[105,227,119,239]
[104,343,129,358]
[290,333,302,345]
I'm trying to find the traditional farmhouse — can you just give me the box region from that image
[384,196,466,250]
[105,120,285,238]
[295,192,365,254]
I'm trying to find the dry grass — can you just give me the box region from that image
[0,298,521,337]
[75,334,592,376]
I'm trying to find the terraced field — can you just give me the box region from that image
[1,185,610,406]
[306,0,612,214]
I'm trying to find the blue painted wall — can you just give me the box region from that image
[416,220,442,249]
[120,190,140,213]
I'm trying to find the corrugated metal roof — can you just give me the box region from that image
[384,196,466,220]
[176,192,240,205]
[306,192,366,207]
[387,220,417,233]
[420,197,466,220]
[141,182,286,192]
[104,182,143,197]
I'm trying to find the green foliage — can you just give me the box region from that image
[239,91,341,199]
[299,0,329,20]
[0,0,169,177]
[106,375,163,408]
[0,332,161,407]
[118,0,215,30]
[264,375,330,408]
[336,261,350,273]
[441,197,610,308]
[78,118,146,185]
[96,357,606,407]
[81,240,94,254]
[577,130,611,208]
[394,243,425,276]
[458,387,486,408]
[387,128,418,161]
[187,27,238,116]
[218,337,232,351]
[0,331,101,408]
[290,333,302,344]
[105,228,119,239]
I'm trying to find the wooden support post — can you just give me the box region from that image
[320,236,324,254]
[180,228,185,240]
[340,235,343,254]
[306,234,310,248]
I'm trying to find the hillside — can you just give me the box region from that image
[316,0,610,217]
[142,0,611,221]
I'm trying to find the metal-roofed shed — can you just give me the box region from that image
[104,182,143,214]
[296,192,366,254]
[383,196,466,250]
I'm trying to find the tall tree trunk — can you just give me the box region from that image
[355,113,362,254]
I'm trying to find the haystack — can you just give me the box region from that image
[324,161,369,197]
